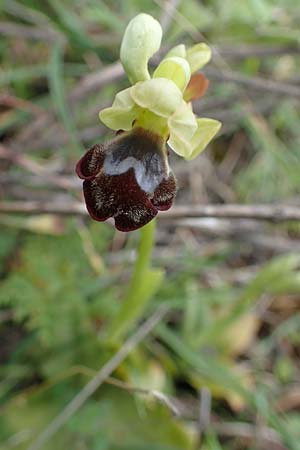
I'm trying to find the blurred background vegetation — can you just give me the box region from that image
[1,0,300,449]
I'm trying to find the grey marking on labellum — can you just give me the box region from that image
[104,153,166,193]
[103,130,169,194]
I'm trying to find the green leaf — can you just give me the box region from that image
[107,268,164,342]
[48,44,82,154]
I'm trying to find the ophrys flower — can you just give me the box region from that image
[76,13,221,232]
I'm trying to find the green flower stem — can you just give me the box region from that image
[134,110,169,138]
[107,219,164,343]
[128,218,156,284]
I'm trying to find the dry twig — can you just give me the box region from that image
[205,67,300,99]
[1,201,300,222]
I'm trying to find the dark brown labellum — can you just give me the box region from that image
[76,128,177,232]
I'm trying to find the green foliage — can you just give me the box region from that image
[0,385,194,450]
[1,0,300,449]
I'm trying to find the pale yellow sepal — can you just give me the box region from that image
[186,118,221,160]
[186,43,212,73]
[99,88,138,130]
[130,78,183,118]
[166,44,186,59]
[120,13,162,84]
[167,102,198,158]
[153,56,191,91]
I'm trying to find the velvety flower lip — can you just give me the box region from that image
[103,128,169,194]
[76,128,177,232]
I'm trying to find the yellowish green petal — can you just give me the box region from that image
[130,78,183,118]
[153,56,191,91]
[167,102,198,158]
[112,87,135,109]
[186,118,221,160]
[99,88,138,130]
[165,44,186,58]
[186,43,212,73]
[120,13,162,84]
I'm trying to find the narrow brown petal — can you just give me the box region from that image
[184,73,210,102]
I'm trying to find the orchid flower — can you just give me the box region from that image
[76,13,221,232]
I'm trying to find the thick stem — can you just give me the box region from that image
[127,218,156,287]
[134,110,169,139]
[107,219,163,343]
